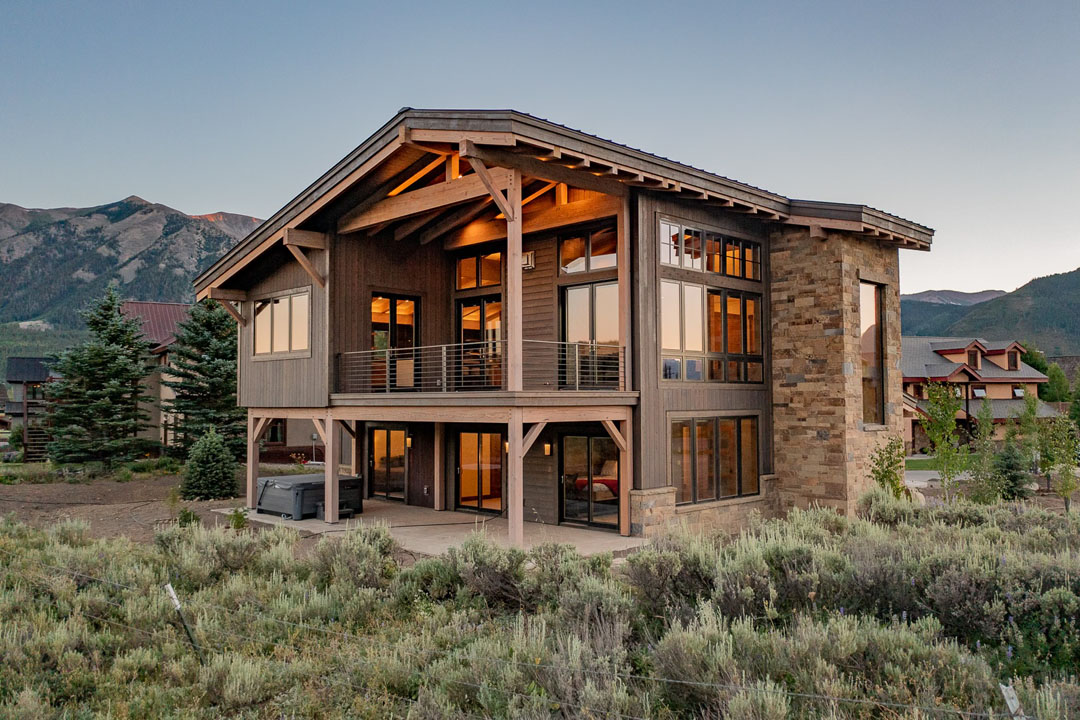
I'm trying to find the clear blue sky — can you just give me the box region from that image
[2,0,1077,293]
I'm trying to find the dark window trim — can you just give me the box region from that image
[658,216,763,282]
[668,413,761,505]
[455,249,503,291]
[252,286,313,360]
[558,222,618,275]
[859,280,886,426]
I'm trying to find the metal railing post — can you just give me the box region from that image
[574,345,581,391]
[441,344,447,392]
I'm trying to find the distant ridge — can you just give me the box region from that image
[0,197,260,328]
[901,268,1080,355]
[900,289,1007,306]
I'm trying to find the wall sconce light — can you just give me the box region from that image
[405,435,412,449]
[543,443,552,456]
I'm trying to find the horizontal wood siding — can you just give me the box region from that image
[523,424,558,524]
[237,246,328,408]
[632,191,774,491]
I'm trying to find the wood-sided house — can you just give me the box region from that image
[194,109,933,544]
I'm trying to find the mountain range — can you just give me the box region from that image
[901,268,1080,356]
[0,196,260,328]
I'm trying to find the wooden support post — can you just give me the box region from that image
[508,408,524,547]
[617,196,632,390]
[434,422,445,510]
[324,411,339,523]
[286,244,326,288]
[506,168,523,391]
[350,421,361,478]
[619,417,633,537]
[246,412,271,509]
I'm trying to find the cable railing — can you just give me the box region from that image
[335,340,624,394]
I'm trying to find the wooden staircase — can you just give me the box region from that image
[23,426,49,462]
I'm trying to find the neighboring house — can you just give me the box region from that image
[193,108,934,544]
[120,301,192,449]
[901,336,1058,452]
[4,357,58,461]
[259,417,324,464]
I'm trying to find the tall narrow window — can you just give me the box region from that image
[860,282,884,424]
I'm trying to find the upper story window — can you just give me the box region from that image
[560,225,616,274]
[254,291,310,355]
[456,251,502,290]
[967,349,980,368]
[1013,385,1025,398]
[1008,351,1019,370]
[660,219,761,281]
[859,281,884,425]
[972,384,987,399]
[661,280,763,383]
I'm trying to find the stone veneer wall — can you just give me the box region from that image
[630,477,780,538]
[769,227,903,516]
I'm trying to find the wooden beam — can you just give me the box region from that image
[286,244,326,288]
[507,407,524,547]
[197,135,403,299]
[617,195,631,389]
[506,169,523,392]
[387,156,446,197]
[208,287,247,301]
[495,181,556,220]
[460,142,627,197]
[211,300,244,325]
[405,128,517,146]
[465,153,515,221]
[619,418,632,537]
[393,209,443,242]
[324,413,339,523]
[337,168,511,234]
[446,154,460,181]
[246,411,258,509]
[555,183,568,205]
[444,194,622,250]
[311,417,327,444]
[522,421,546,456]
[600,419,627,453]
[254,416,271,440]
[418,198,493,245]
[283,228,327,249]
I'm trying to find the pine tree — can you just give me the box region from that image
[162,299,245,459]
[45,285,156,465]
[1044,363,1071,402]
[180,428,237,500]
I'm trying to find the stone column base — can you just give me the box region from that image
[629,486,677,537]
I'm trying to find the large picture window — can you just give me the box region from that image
[662,280,762,383]
[660,219,761,281]
[859,281,884,424]
[670,415,759,504]
[254,291,310,355]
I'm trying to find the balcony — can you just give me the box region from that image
[335,340,625,394]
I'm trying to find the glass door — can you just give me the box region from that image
[560,435,619,527]
[369,427,406,500]
[457,430,503,512]
[457,297,502,389]
[371,294,418,390]
[561,281,619,388]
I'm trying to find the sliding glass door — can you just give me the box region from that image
[561,281,619,388]
[560,435,619,528]
[369,427,406,501]
[457,430,503,512]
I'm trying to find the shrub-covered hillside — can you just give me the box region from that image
[1,491,1079,718]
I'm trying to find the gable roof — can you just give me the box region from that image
[120,301,191,353]
[194,108,934,295]
[5,357,54,384]
[902,336,1047,382]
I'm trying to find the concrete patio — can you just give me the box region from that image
[218,498,648,557]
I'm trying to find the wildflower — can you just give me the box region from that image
[839,607,845,616]
[1006,645,1014,659]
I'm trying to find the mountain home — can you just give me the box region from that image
[4,357,57,461]
[194,109,933,544]
[901,336,1057,452]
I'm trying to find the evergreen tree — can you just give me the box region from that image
[45,285,156,465]
[162,299,245,459]
[1044,363,1071,402]
[995,441,1032,500]
[1021,342,1049,375]
[180,428,237,500]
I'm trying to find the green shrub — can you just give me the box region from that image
[868,435,910,500]
[311,523,397,590]
[177,507,200,528]
[447,533,528,610]
[225,507,248,530]
[179,429,237,500]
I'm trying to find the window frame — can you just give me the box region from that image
[559,223,618,275]
[659,217,763,281]
[456,251,503,290]
[252,287,312,360]
[971,384,987,399]
[859,281,886,426]
[668,413,760,504]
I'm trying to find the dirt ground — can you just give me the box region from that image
[0,473,245,543]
